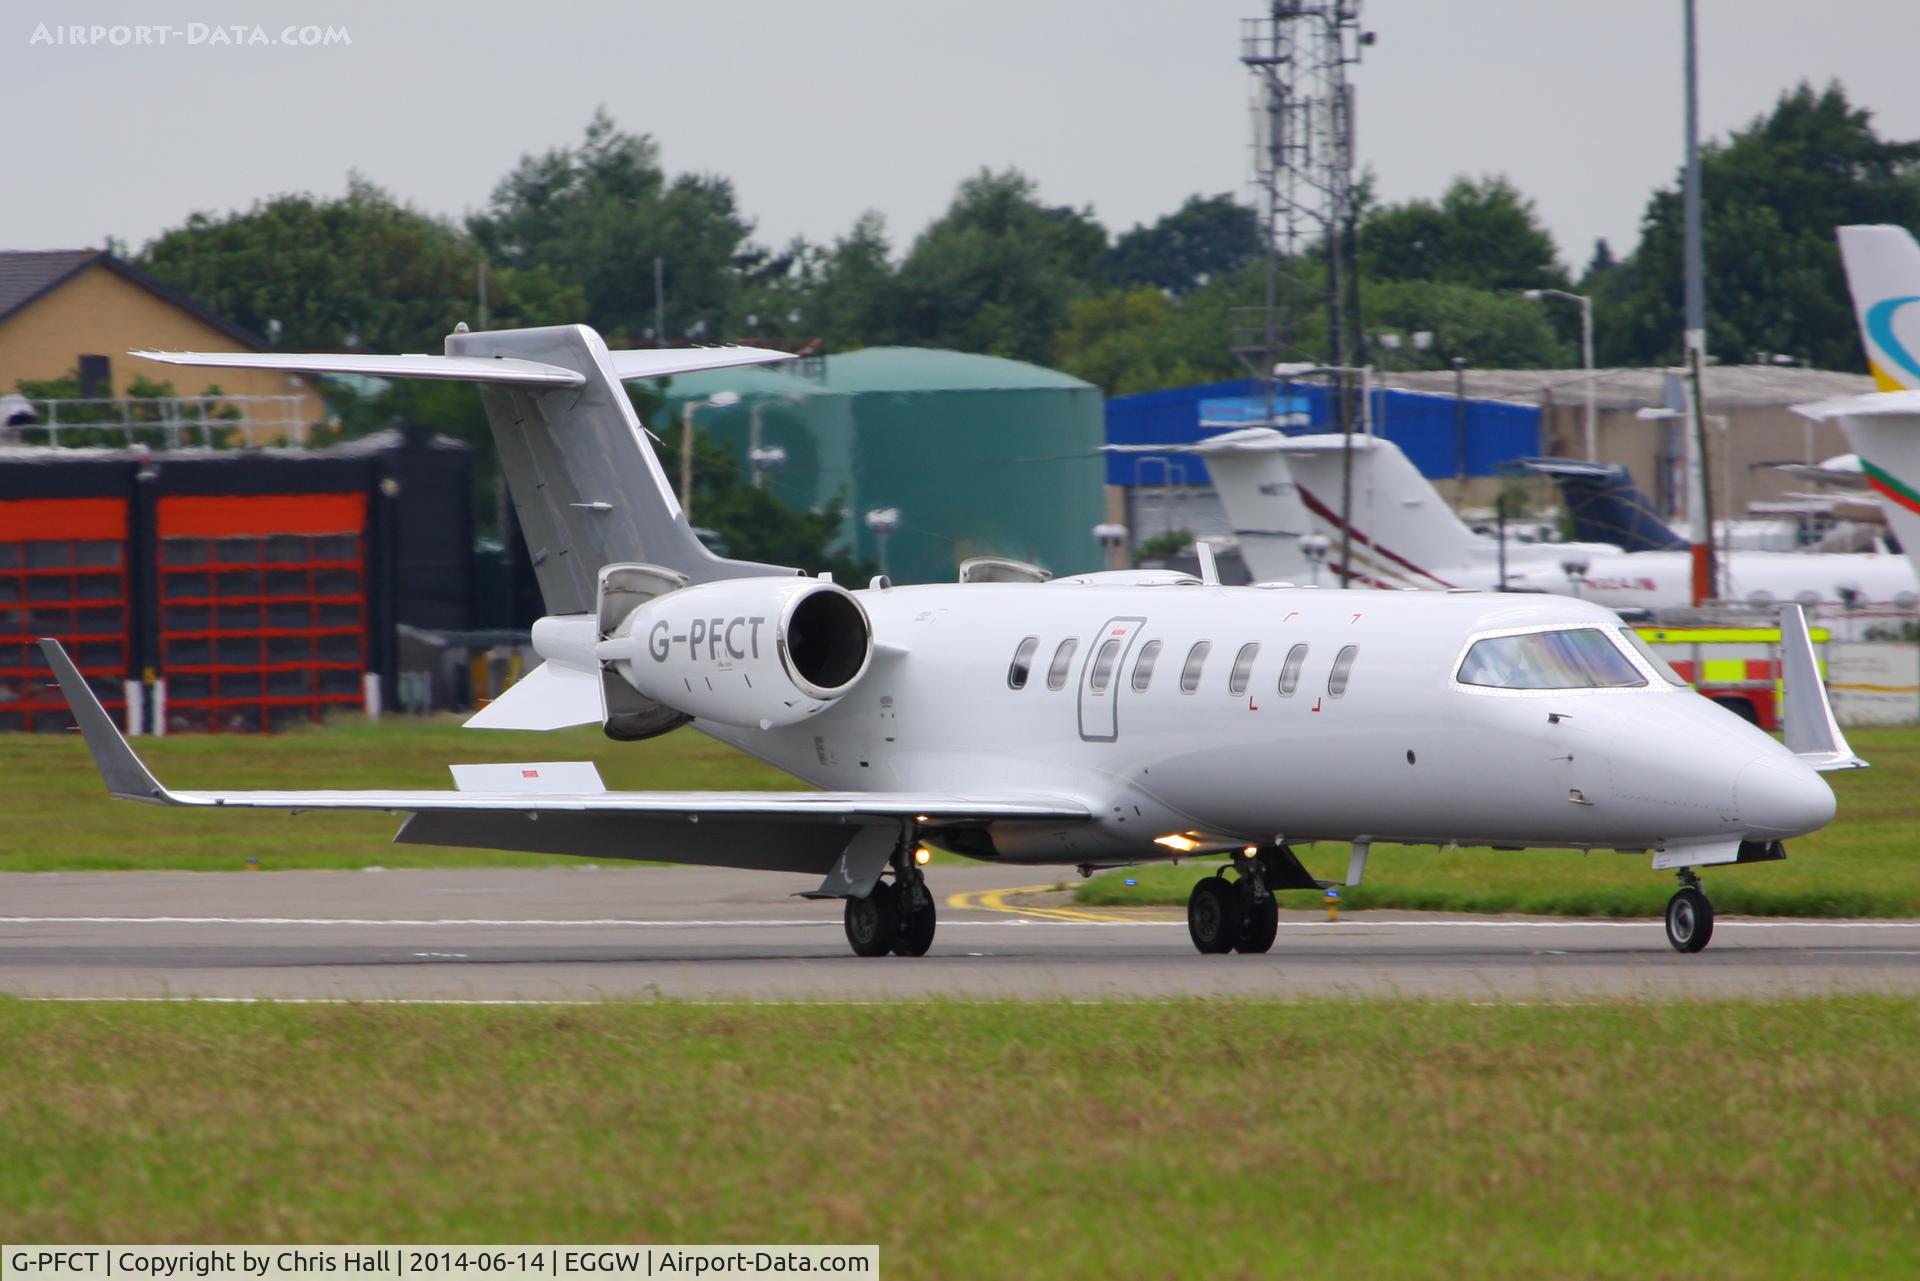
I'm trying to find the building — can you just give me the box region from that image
[0,427,472,734]
[1379,365,1876,519]
[657,348,1107,584]
[0,249,328,442]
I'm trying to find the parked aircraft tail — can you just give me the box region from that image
[1837,224,1920,392]
[1822,226,1920,561]
[1260,433,1482,587]
[1520,458,1689,553]
[1797,390,1920,563]
[135,327,802,613]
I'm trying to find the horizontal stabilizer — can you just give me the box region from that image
[133,349,587,386]
[132,343,796,387]
[604,347,795,381]
[463,662,603,731]
[449,761,606,794]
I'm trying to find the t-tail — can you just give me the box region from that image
[135,326,877,740]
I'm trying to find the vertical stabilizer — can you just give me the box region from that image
[1270,434,1481,588]
[1837,225,1920,392]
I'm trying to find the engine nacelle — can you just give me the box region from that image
[594,577,872,730]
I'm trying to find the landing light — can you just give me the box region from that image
[1154,834,1201,853]
[1242,845,1258,857]
[912,846,932,866]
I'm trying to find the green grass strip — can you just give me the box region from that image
[0,997,1914,1279]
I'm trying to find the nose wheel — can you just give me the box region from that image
[1665,872,1714,953]
[1187,853,1279,955]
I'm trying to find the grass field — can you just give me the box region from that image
[1078,724,1920,918]
[0,997,1913,1279]
[4,716,1917,917]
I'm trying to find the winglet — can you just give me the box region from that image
[37,639,173,802]
[1776,606,1868,772]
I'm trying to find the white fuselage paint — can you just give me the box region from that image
[691,581,1835,865]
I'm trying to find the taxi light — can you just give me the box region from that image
[912,846,932,866]
[1242,845,1258,857]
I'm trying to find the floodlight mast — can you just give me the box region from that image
[1682,0,1716,605]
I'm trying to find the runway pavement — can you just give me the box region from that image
[3,864,1918,1001]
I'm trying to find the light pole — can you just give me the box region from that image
[1092,522,1129,572]
[864,507,901,582]
[748,394,801,489]
[679,391,740,522]
[1524,288,1597,462]
[1275,361,1370,586]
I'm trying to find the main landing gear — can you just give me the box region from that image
[1664,868,1714,954]
[1187,851,1280,955]
[843,841,936,958]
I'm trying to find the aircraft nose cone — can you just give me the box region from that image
[1735,757,1836,836]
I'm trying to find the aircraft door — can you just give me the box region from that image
[1079,616,1146,742]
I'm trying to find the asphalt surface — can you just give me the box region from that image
[2,865,1918,1001]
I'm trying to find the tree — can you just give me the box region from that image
[1054,275,1256,394]
[892,169,1108,363]
[1602,81,1920,369]
[139,176,576,354]
[1361,175,1569,292]
[660,419,874,582]
[1362,279,1574,369]
[1105,194,1263,295]
[469,108,757,345]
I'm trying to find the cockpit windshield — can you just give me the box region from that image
[1457,627,1648,690]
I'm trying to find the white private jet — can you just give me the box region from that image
[40,323,1861,957]
[1172,427,1918,609]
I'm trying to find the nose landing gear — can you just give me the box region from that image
[1664,869,1714,953]
[1187,849,1280,955]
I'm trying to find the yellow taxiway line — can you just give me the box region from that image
[946,884,1138,924]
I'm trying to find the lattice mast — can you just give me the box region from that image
[1235,2,1370,427]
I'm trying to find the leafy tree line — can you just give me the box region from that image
[21,79,1901,573]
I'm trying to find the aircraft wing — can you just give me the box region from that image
[39,639,1090,829]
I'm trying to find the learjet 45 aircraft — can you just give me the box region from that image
[40,323,1863,956]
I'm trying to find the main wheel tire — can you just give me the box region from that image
[845,882,901,957]
[893,889,937,957]
[1665,885,1714,953]
[1236,894,1279,954]
[1188,876,1243,954]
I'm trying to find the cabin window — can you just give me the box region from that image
[1088,637,1123,692]
[1278,643,1309,696]
[1456,628,1647,691]
[1228,642,1260,694]
[1046,638,1079,691]
[1007,635,1040,690]
[1179,641,1211,694]
[1617,627,1689,687]
[1328,644,1360,697]
[1131,639,1162,691]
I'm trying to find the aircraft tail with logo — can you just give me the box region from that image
[1814,226,1920,561]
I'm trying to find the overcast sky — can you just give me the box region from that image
[15,1,1920,276]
